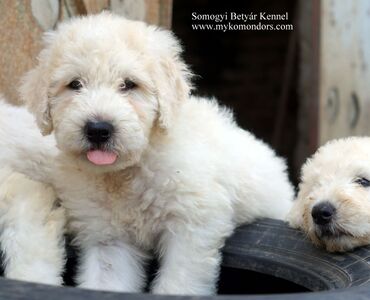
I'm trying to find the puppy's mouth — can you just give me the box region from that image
[86,149,118,165]
[314,224,354,240]
[82,120,118,166]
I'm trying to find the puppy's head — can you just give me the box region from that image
[20,12,191,172]
[288,137,370,252]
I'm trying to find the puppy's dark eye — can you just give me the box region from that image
[67,80,83,90]
[119,79,137,92]
[355,177,370,187]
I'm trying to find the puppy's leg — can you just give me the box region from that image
[152,221,232,295]
[77,240,146,292]
[0,172,65,285]
[0,209,65,285]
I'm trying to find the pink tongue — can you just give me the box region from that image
[87,150,117,165]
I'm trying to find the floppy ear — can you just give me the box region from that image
[150,29,192,131]
[19,50,53,136]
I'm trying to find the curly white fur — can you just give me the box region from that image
[0,165,65,284]
[288,137,370,252]
[0,13,293,294]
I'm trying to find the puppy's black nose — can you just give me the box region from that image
[85,121,113,144]
[311,202,336,225]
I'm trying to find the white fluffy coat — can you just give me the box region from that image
[0,166,65,284]
[0,13,294,294]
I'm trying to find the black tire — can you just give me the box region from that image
[221,218,370,298]
[1,218,370,299]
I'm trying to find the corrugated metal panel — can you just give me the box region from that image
[319,0,370,143]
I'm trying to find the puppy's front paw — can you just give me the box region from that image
[152,278,215,295]
[152,282,184,295]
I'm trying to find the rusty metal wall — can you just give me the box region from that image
[0,0,172,104]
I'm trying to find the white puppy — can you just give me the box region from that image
[288,137,370,252]
[0,169,65,285]
[0,99,65,285]
[1,13,293,294]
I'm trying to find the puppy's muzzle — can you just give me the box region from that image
[311,201,336,226]
[84,121,114,145]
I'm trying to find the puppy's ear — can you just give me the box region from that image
[150,29,192,131]
[19,50,53,136]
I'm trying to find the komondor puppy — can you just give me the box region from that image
[0,13,293,294]
[288,137,370,252]
[0,165,65,284]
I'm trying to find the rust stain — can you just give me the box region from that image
[0,0,43,104]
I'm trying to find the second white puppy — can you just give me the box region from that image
[1,13,294,294]
[0,97,65,285]
[0,167,65,284]
[288,137,370,252]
